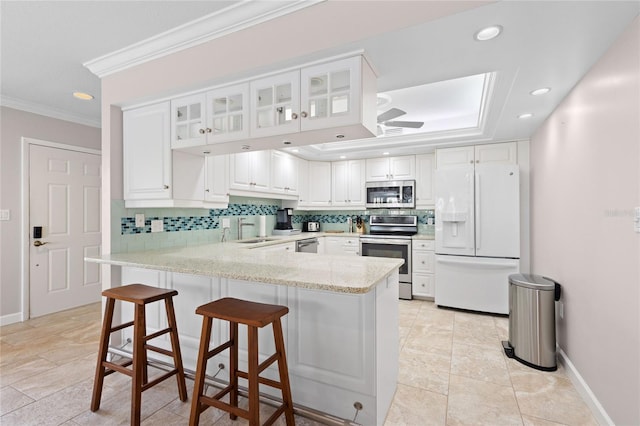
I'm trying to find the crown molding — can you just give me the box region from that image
[0,95,101,128]
[84,0,326,78]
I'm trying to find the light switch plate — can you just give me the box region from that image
[151,219,163,233]
[0,210,9,221]
[135,213,145,228]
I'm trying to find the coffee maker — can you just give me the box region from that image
[275,208,293,230]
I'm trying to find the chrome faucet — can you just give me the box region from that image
[238,217,254,240]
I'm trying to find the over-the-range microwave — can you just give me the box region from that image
[365,180,415,209]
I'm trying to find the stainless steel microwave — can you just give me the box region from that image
[365,180,415,209]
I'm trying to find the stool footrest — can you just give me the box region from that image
[141,369,179,392]
[207,339,233,360]
[146,344,174,358]
[258,352,279,374]
[199,394,250,420]
[236,370,283,391]
[264,404,288,426]
[144,327,171,342]
[103,360,134,377]
[110,320,134,333]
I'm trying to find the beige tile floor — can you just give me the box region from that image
[0,300,597,425]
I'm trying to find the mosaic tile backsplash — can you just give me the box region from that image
[121,203,435,235]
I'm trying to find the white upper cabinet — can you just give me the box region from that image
[299,161,332,208]
[436,142,517,168]
[332,160,365,207]
[300,56,365,131]
[365,155,415,181]
[270,150,299,195]
[172,84,249,150]
[415,153,435,207]
[229,150,271,193]
[123,102,172,202]
[204,154,229,204]
[250,71,300,139]
[171,93,207,149]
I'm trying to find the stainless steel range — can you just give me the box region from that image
[359,215,417,300]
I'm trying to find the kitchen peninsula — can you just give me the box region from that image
[86,235,402,426]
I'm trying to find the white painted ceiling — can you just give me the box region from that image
[2,1,638,159]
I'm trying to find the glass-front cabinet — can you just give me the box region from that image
[300,56,361,131]
[250,70,300,138]
[171,85,249,149]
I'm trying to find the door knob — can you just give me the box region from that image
[33,240,48,247]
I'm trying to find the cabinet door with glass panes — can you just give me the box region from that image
[300,56,362,131]
[250,71,300,138]
[171,93,207,149]
[206,83,249,144]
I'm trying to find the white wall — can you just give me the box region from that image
[530,18,639,425]
[0,107,101,321]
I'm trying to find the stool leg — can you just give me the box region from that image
[273,319,295,425]
[247,325,260,426]
[91,297,115,412]
[189,316,213,426]
[165,297,187,402]
[131,304,146,426]
[229,321,239,420]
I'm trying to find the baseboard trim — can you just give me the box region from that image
[0,312,22,326]
[557,347,614,426]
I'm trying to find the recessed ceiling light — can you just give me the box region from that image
[339,155,346,159]
[291,148,299,153]
[73,91,94,100]
[518,113,534,119]
[474,25,503,41]
[382,152,389,155]
[530,87,551,96]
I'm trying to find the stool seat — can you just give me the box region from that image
[190,297,294,426]
[102,284,178,305]
[195,297,288,327]
[91,284,187,425]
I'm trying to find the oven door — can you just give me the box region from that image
[359,238,411,282]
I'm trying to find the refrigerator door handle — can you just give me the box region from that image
[437,257,517,268]
[475,172,480,251]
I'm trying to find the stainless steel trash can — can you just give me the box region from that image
[502,274,561,371]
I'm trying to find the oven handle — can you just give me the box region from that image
[360,238,411,246]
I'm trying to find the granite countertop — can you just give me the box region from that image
[86,232,403,294]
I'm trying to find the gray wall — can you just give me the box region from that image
[530,18,639,425]
[0,106,101,321]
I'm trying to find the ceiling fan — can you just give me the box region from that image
[377,107,424,136]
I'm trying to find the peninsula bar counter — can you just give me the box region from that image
[86,239,403,425]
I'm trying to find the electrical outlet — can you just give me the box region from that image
[135,213,145,228]
[151,220,163,232]
[0,210,10,221]
[222,218,230,228]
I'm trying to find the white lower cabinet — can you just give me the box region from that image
[325,236,359,255]
[412,239,435,299]
[120,266,398,426]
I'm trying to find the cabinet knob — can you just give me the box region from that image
[205,189,210,192]
[301,111,308,118]
[164,185,169,189]
[291,112,298,120]
[206,128,212,133]
[476,160,480,163]
[199,128,206,134]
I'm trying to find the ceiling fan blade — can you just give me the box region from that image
[384,120,424,128]
[377,107,406,123]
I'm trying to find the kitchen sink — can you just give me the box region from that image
[238,238,279,244]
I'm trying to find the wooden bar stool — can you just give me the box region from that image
[91,284,188,425]
[189,297,294,426]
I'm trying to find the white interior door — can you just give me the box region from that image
[29,144,102,318]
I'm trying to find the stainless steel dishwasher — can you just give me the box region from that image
[296,237,318,253]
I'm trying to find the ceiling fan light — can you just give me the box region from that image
[474,25,502,41]
[518,113,534,119]
[530,87,551,96]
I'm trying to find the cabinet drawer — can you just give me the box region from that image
[413,251,434,273]
[412,273,434,298]
[413,240,434,251]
